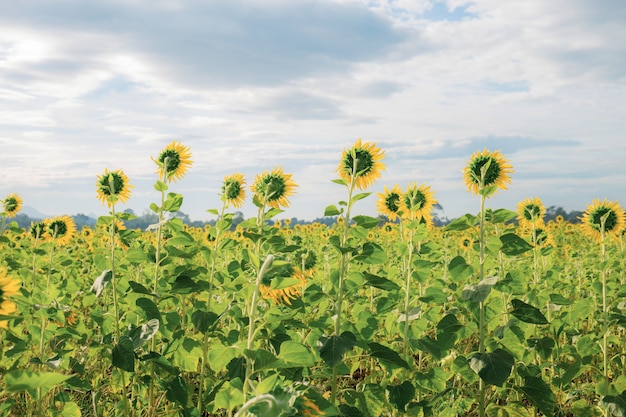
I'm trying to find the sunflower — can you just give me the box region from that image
[221,173,246,208]
[0,268,21,328]
[153,141,192,182]
[376,185,403,222]
[251,167,297,209]
[400,182,437,221]
[96,168,133,207]
[29,220,48,241]
[2,193,23,218]
[46,215,77,246]
[517,197,546,229]
[260,265,307,305]
[459,235,473,251]
[579,199,626,243]
[463,149,513,196]
[337,138,385,190]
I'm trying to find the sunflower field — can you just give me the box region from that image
[0,140,625,417]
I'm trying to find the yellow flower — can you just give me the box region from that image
[153,141,192,182]
[463,149,513,197]
[96,168,133,207]
[260,266,307,305]
[400,182,437,221]
[580,199,625,243]
[46,215,77,246]
[299,396,325,416]
[251,167,297,209]
[2,193,23,218]
[517,197,546,229]
[459,235,473,251]
[221,173,246,208]
[337,139,385,190]
[376,185,403,222]
[0,268,21,328]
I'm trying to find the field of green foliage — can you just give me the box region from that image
[0,140,625,417]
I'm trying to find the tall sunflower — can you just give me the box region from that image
[337,138,385,190]
[153,141,192,182]
[251,167,297,209]
[222,173,246,208]
[2,193,23,218]
[0,268,20,328]
[29,220,48,241]
[376,185,403,222]
[96,168,133,207]
[580,199,625,243]
[463,149,513,196]
[517,197,546,229]
[400,182,437,222]
[46,215,77,246]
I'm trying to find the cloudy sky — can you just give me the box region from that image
[1,0,625,222]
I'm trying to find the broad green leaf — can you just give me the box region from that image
[368,342,410,369]
[163,192,183,212]
[353,242,387,264]
[126,248,148,263]
[414,367,448,392]
[208,343,238,372]
[277,341,315,367]
[437,314,463,350]
[136,298,161,322]
[386,381,415,412]
[445,214,478,231]
[527,337,554,360]
[319,332,356,367]
[172,338,203,372]
[129,281,153,296]
[510,299,549,325]
[112,337,135,372]
[469,349,514,386]
[352,215,379,229]
[191,310,219,334]
[363,384,388,416]
[154,180,168,191]
[324,205,342,216]
[416,336,443,359]
[50,401,81,417]
[165,376,188,408]
[601,391,626,417]
[462,276,498,303]
[549,293,573,306]
[351,192,372,203]
[486,403,534,417]
[265,208,284,219]
[4,371,72,400]
[515,376,556,417]
[214,380,244,411]
[448,256,474,282]
[490,208,517,224]
[500,233,533,256]
[362,272,400,291]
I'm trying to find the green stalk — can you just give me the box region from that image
[403,227,414,362]
[477,183,487,417]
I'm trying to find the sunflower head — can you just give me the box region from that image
[251,167,297,209]
[96,168,133,207]
[337,139,385,190]
[0,268,20,328]
[459,235,473,251]
[29,220,48,241]
[153,141,192,182]
[46,215,77,246]
[260,264,307,305]
[377,185,403,222]
[400,183,437,221]
[517,197,546,229]
[222,173,246,208]
[580,199,626,243]
[2,193,23,218]
[463,149,513,197]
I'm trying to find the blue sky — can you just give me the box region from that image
[1,0,625,222]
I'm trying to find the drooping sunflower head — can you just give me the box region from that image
[251,167,297,209]
[517,197,546,229]
[29,220,48,241]
[96,168,133,207]
[580,199,626,243]
[337,138,385,190]
[2,193,23,218]
[400,182,437,221]
[153,141,192,182]
[46,215,77,246]
[376,185,403,222]
[463,149,513,197]
[221,173,246,208]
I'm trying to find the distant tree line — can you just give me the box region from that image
[9,205,582,232]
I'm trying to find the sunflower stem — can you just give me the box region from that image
[478,182,487,417]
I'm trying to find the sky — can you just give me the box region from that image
[1,0,625,222]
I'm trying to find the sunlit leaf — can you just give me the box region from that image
[469,349,514,386]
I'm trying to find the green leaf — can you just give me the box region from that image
[490,209,517,224]
[500,233,533,256]
[50,401,81,417]
[126,248,148,263]
[265,208,284,219]
[352,215,379,229]
[510,299,549,325]
[351,192,372,203]
[191,310,219,334]
[462,276,498,303]
[90,269,112,297]
[445,214,478,231]
[129,281,154,296]
[386,381,415,412]
[469,349,515,386]
[128,319,160,349]
[527,337,555,360]
[601,391,626,417]
[448,256,474,282]
[319,332,356,367]
[172,338,203,372]
[486,403,534,416]
[549,293,573,306]
[165,376,188,409]
[368,342,410,369]
[136,298,161,322]
[163,192,183,212]
[353,242,387,264]
[112,337,135,372]
[324,205,342,216]
[362,272,400,291]
[4,371,72,400]
[414,367,447,392]
[515,376,556,417]
[154,180,169,191]
[277,341,315,367]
